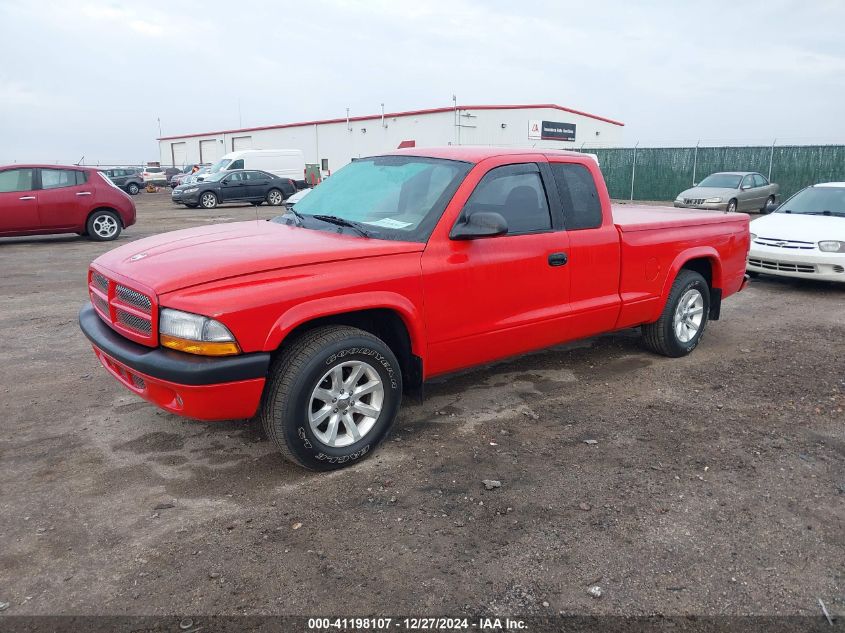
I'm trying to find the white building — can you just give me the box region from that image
[157,103,624,175]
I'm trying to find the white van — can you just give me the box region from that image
[203,149,305,182]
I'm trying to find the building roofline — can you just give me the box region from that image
[157,103,624,141]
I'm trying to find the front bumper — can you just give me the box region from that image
[79,303,270,420]
[673,201,729,211]
[747,247,845,282]
[171,190,200,204]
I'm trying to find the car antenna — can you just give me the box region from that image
[76,155,85,166]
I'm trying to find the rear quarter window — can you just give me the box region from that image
[550,163,603,230]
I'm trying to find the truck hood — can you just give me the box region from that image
[93,220,425,295]
[750,212,845,242]
[677,186,738,200]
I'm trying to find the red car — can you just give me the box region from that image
[80,147,749,470]
[0,164,136,241]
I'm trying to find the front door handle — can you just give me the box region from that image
[548,252,568,267]
[19,196,36,200]
[76,192,92,196]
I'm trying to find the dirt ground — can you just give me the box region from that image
[0,191,843,618]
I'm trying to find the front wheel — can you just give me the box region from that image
[127,183,140,195]
[726,199,737,213]
[266,188,284,206]
[200,191,218,209]
[86,210,122,241]
[260,326,403,471]
[641,269,710,357]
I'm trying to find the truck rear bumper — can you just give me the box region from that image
[79,303,269,420]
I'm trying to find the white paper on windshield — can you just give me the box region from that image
[363,218,413,229]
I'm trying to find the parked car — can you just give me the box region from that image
[747,182,845,282]
[164,167,181,180]
[79,147,749,471]
[171,169,296,209]
[284,186,312,210]
[100,168,143,195]
[141,166,167,185]
[182,166,212,185]
[674,172,779,213]
[170,164,203,189]
[0,164,135,241]
[206,149,305,185]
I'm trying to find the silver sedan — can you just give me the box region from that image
[674,171,779,213]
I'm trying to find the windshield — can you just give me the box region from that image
[278,155,471,242]
[698,174,742,188]
[777,186,845,217]
[208,158,232,174]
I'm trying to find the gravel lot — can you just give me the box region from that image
[0,191,843,618]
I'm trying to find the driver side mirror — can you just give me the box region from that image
[450,211,508,240]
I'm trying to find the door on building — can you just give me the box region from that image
[232,136,253,151]
[199,139,219,164]
[171,142,187,168]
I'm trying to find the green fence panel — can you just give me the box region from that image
[586,145,845,202]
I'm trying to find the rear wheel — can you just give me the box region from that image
[642,269,710,357]
[726,199,737,213]
[761,195,775,213]
[259,326,403,471]
[200,191,218,209]
[127,183,140,195]
[266,189,284,206]
[86,210,121,241]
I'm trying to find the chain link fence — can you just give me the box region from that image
[585,144,845,202]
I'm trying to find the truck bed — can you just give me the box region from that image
[612,204,749,232]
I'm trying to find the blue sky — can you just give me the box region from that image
[1,0,844,163]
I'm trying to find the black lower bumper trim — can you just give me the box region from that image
[79,303,271,386]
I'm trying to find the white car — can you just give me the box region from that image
[747,182,845,282]
[284,186,312,210]
[141,166,167,184]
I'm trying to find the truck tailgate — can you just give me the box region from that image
[612,204,749,232]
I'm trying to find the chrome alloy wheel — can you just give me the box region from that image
[201,192,217,208]
[308,360,384,448]
[268,190,283,205]
[92,214,118,238]
[673,288,705,343]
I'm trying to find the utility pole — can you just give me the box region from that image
[768,138,776,180]
[452,94,458,145]
[630,142,639,201]
[692,140,699,185]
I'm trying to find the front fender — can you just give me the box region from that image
[263,290,427,358]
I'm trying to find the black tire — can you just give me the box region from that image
[200,191,218,209]
[127,183,140,195]
[641,269,710,358]
[259,326,403,471]
[185,203,199,209]
[726,199,737,213]
[266,188,284,206]
[85,209,122,242]
[761,195,775,213]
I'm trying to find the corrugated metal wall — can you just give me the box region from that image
[589,145,845,201]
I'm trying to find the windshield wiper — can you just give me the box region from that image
[288,207,305,225]
[804,210,844,216]
[311,214,372,237]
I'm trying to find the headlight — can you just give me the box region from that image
[704,197,722,203]
[183,187,198,193]
[159,308,240,356]
[675,196,684,202]
[818,240,845,253]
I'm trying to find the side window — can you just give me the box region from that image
[741,175,753,189]
[753,174,767,187]
[41,169,80,190]
[246,171,266,181]
[0,168,35,193]
[229,159,244,170]
[227,172,244,182]
[463,164,551,234]
[75,171,88,185]
[550,163,603,230]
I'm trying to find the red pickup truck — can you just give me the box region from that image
[80,147,749,470]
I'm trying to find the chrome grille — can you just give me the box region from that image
[92,271,109,292]
[748,258,815,273]
[92,293,109,316]
[116,308,153,334]
[754,236,814,250]
[116,285,152,312]
[833,265,845,273]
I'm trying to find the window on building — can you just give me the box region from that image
[321,159,329,172]
[463,164,552,234]
[550,163,603,230]
[0,168,35,193]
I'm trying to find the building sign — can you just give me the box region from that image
[528,120,576,141]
